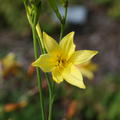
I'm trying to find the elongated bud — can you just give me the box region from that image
[24,0,41,26]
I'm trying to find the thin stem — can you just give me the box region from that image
[64,3,68,25]
[32,27,45,120]
[48,80,56,120]
[46,73,55,120]
[47,0,63,23]
[36,23,55,120]
[60,23,64,40]
[48,94,54,120]
[36,23,53,92]
[59,2,68,40]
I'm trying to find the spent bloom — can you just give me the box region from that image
[3,101,27,112]
[32,32,98,88]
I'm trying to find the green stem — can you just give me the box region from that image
[64,3,68,25]
[47,0,63,23]
[36,23,54,120]
[46,73,55,120]
[60,2,68,40]
[32,27,45,120]
[60,23,64,40]
[48,94,54,120]
[36,23,53,92]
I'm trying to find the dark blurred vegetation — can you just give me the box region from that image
[0,0,120,33]
[0,0,56,34]
[93,0,120,19]
[0,0,120,120]
[0,0,28,32]
[0,65,120,120]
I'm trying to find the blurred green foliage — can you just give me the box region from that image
[61,73,120,120]
[0,0,29,32]
[0,70,120,120]
[1,0,120,34]
[1,53,120,120]
[0,0,57,34]
[93,0,120,19]
[93,0,111,4]
[0,0,120,119]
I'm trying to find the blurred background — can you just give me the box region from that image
[0,0,120,120]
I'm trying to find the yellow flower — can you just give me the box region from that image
[77,61,98,80]
[32,32,98,88]
[2,53,16,71]
[0,53,21,77]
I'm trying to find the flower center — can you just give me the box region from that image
[56,55,66,69]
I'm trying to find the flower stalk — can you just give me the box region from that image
[32,26,45,120]
[47,0,63,23]
[36,23,55,120]
[23,0,45,119]
[22,0,98,120]
[60,0,68,39]
[24,0,69,119]
[47,0,68,39]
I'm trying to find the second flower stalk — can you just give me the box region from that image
[35,23,55,120]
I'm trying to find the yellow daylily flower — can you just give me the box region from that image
[1,53,21,77]
[32,32,98,89]
[77,61,98,80]
[2,53,16,71]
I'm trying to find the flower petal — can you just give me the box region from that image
[43,32,59,53]
[2,53,16,69]
[63,65,86,89]
[70,50,98,65]
[80,68,94,80]
[32,54,56,72]
[77,61,98,80]
[59,32,75,59]
[52,69,63,83]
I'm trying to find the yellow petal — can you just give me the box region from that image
[77,61,98,80]
[43,32,59,53]
[59,32,75,59]
[52,69,63,83]
[83,61,98,72]
[32,54,56,72]
[2,53,16,69]
[63,65,86,89]
[70,50,98,65]
[80,68,94,80]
